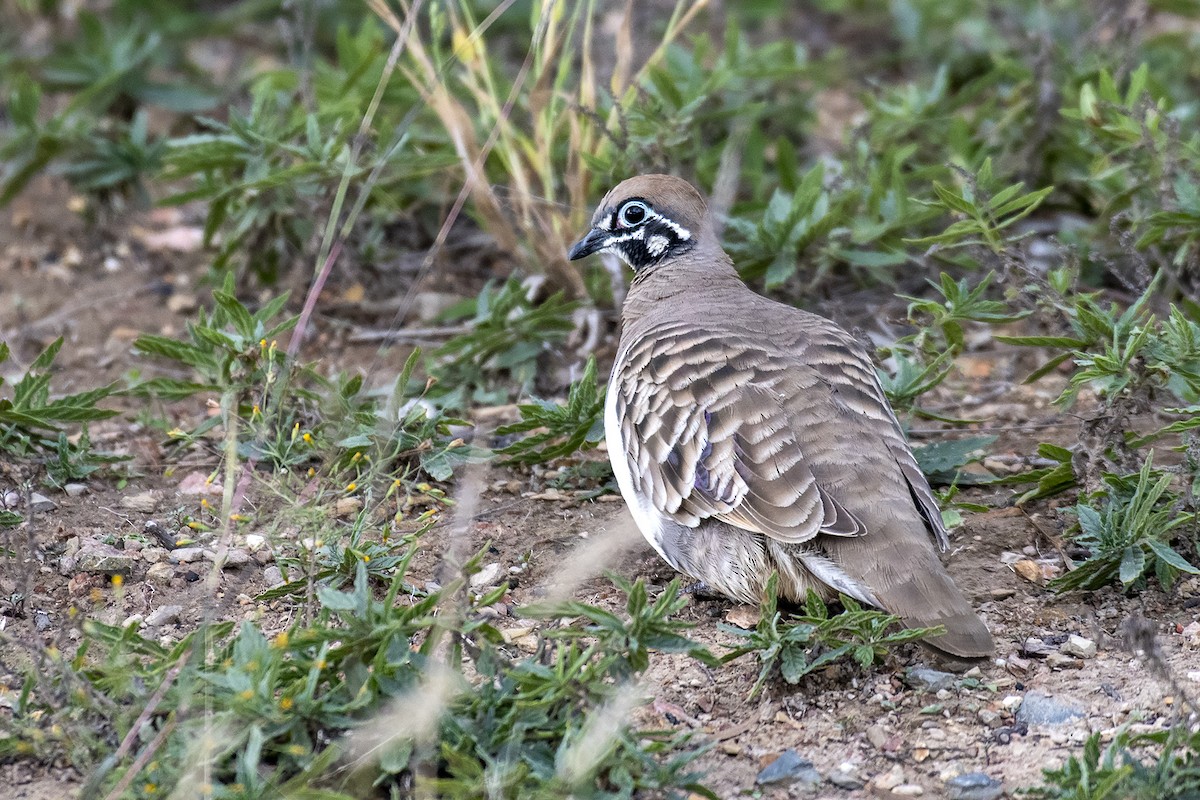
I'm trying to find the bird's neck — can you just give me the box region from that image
[620,249,743,332]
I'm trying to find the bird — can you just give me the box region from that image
[567,174,994,659]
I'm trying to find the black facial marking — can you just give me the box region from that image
[598,197,694,271]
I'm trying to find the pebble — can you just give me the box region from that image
[205,548,251,568]
[63,483,88,498]
[1016,692,1084,726]
[122,614,144,628]
[141,547,169,564]
[253,549,273,565]
[171,547,206,564]
[756,749,819,786]
[906,666,956,692]
[335,497,362,517]
[30,493,57,513]
[1061,634,1097,659]
[73,542,137,575]
[146,563,174,585]
[945,772,1003,800]
[874,765,906,790]
[990,587,1016,599]
[978,709,1002,728]
[120,491,160,513]
[1046,652,1077,669]
[893,784,924,796]
[866,724,889,749]
[828,763,864,790]
[500,626,536,644]
[244,533,266,550]
[146,605,183,627]
[470,562,503,588]
[263,566,284,587]
[34,610,52,632]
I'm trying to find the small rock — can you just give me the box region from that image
[1016,692,1084,726]
[874,765,906,791]
[990,587,1016,599]
[2,490,20,508]
[501,626,536,644]
[756,749,819,786]
[1046,652,1078,669]
[63,483,88,498]
[866,724,889,750]
[171,547,206,564]
[253,549,273,565]
[1022,637,1053,657]
[335,497,362,518]
[470,562,503,588]
[724,605,761,629]
[263,566,284,587]
[893,785,924,797]
[122,614,144,628]
[946,773,1003,800]
[1061,634,1097,659]
[141,546,168,564]
[906,666,956,692]
[30,493,57,513]
[206,548,251,568]
[75,542,137,575]
[121,491,160,513]
[719,741,742,756]
[145,605,183,627]
[1013,558,1042,583]
[978,709,1003,728]
[34,610,52,632]
[244,533,266,551]
[828,763,864,790]
[146,563,174,585]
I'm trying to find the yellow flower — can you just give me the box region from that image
[111,574,124,589]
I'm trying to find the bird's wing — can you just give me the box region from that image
[612,329,867,544]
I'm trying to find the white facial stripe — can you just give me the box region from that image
[644,209,691,240]
[646,234,670,256]
[602,227,645,247]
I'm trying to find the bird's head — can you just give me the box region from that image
[567,174,707,271]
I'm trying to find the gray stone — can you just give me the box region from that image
[470,562,503,588]
[263,566,284,587]
[141,546,169,564]
[170,546,206,563]
[30,493,57,513]
[827,763,864,790]
[945,772,1003,800]
[120,491,159,513]
[63,483,88,498]
[74,541,137,574]
[1061,634,1097,659]
[146,562,174,585]
[1016,692,1084,726]
[205,547,251,568]
[34,610,52,632]
[906,666,956,692]
[146,605,183,627]
[756,749,820,786]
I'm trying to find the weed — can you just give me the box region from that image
[721,575,941,698]
[1051,457,1199,594]
[0,339,120,483]
[495,355,605,465]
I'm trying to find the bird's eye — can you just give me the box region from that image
[618,201,648,227]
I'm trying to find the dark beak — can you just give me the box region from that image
[567,228,606,261]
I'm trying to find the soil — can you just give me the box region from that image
[2,179,1199,799]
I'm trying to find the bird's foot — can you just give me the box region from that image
[681,580,725,601]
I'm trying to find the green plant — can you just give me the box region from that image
[721,575,941,698]
[1030,724,1200,800]
[495,355,606,465]
[5,549,717,797]
[433,278,579,406]
[0,338,119,481]
[1051,457,1198,594]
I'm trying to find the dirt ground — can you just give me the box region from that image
[2,180,1199,799]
